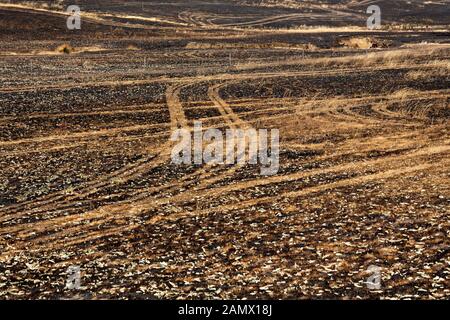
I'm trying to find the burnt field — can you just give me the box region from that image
[0,1,449,299]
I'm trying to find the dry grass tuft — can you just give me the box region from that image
[186,42,318,50]
[126,44,140,51]
[406,60,450,80]
[391,88,422,100]
[236,44,450,71]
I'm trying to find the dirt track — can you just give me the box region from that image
[0,1,449,299]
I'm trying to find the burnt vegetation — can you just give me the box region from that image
[0,0,448,299]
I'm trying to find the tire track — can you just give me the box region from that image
[1,143,447,255]
[0,83,192,218]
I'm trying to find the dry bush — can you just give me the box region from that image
[339,37,390,50]
[56,44,75,54]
